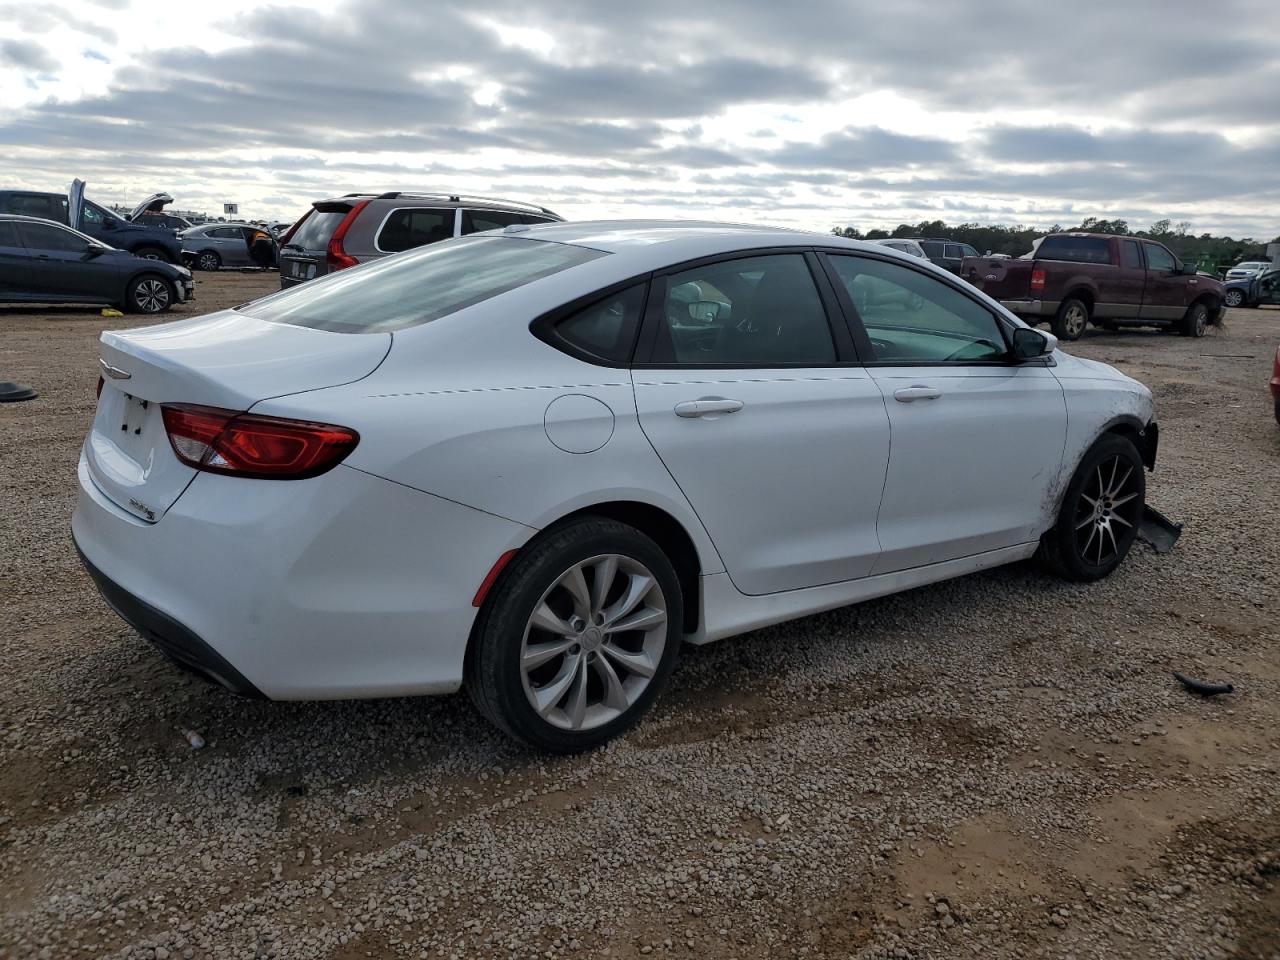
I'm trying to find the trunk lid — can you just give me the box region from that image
[278,200,362,287]
[128,192,174,222]
[87,311,390,522]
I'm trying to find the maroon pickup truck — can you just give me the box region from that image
[962,233,1225,341]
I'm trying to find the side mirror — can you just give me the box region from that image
[85,242,108,257]
[1012,326,1057,360]
[1177,261,1197,276]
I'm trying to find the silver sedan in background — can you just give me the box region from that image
[180,223,277,271]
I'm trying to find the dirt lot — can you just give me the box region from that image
[1,272,1278,960]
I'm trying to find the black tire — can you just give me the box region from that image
[1179,301,1209,337]
[126,274,174,314]
[1037,434,1145,582]
[1051,297,1090,341]
[196,250,221,271]
[1222,289,1245,309]
[132,245,171,263]
[467,517,682,753]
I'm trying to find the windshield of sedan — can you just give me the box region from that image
[241,237,608,333]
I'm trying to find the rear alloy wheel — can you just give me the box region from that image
[1038,434,1145,582]
[468,518,682,752]
[196,250,221,271]
[1222,289,1245,308]
[127,275,172,314]
[1052,298,1090,341]
[1180,301,1209,337]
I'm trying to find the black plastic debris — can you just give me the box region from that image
[0,381,37,402]
[1173,672,1234,696]
[1138,505,1182,553]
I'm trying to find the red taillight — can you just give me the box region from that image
[1030,267,1046,292]
[96,375,104,399]
[161,404,359,480]
[325,199,371,272]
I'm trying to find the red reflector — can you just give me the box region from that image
[1030,267,1046,292]
[325,199,371,272]
[473,549,519,607]
[161,404,359,480]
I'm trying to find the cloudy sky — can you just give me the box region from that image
[2,0,1278,237]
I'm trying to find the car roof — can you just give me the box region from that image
[317,192,560,217]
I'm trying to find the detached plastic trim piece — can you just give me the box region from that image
[0,380,37,402]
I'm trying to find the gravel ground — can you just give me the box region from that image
[1,273,1278,960]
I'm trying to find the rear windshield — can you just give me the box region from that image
[242,236,608,333]
[288,208,350,251]
[1036,236,1112,264]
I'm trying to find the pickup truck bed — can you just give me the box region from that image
[962,233,1224,340]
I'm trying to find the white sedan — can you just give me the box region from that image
[74,221,1157,752]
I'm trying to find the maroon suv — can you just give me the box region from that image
[962,233,1225,340]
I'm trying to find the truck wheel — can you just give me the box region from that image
[1179,301,1209,338]
[1051,298,1090,341]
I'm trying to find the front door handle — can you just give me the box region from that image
[893,386,943,403]
[674,398,745,418]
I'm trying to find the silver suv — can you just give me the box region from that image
[277,193,563,288]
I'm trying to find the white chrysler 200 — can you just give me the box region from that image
[75,222,1156,752]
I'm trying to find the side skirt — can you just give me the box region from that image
[687,542,1039,645]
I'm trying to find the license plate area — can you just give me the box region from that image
[115,394,156,460]
[289,260,315,279]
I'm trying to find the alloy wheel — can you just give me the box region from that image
[199,252,219,271]
[519,554,667,732]
[1073,455,1142,566]
[1063,303,1087,338]
[134,279,170,313]
[1223,289,1244,308]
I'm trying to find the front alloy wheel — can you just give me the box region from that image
[130,277,171,314]
[1223,289,1244,308]
[1038,434,1145,581]
[468,517,682,752]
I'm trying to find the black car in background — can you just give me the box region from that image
[0,215,193,314]
[0,184,183,263]
[915,238,980,274]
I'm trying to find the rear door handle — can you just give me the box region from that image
[893,386,943,403]
[674,398,744,418]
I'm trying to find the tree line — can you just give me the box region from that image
[832,218,1278,271]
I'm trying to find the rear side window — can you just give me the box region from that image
[1036,236,1112,264]
[544,284,647,364]
[0,222,20,247]
[376,208,455,252]
[943,243,964,259]
[462,210,525,234]
[3,194,63,221]
[289,208,350,251]
[919,241,944,257]
[243,237,608,333]
[18,223,89,253]
[1120,239,1143,269]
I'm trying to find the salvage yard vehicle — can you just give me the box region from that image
[917,238,980,274]
[0,214,192,314]
[1222,266,1280,308]
[963,232,1226,341]
[277,192,562,288]
[74,222,1159,752]
[0,182,183,264]
[1225,260,1272,280]
[181,222,278,270]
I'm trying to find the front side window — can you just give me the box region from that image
[0,222,21,247]
[377,208,455,252]
[80,202,104,225]
[548,284,647,363]
[828,255,1008,364]
[650,254,836,366]
[944,243,964,260]
[1143,242,1176,273]
[18,223,90,253]
[242,236,607,333]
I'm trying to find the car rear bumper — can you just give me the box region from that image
[72,454,536,700]
[999,299,1059,317]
